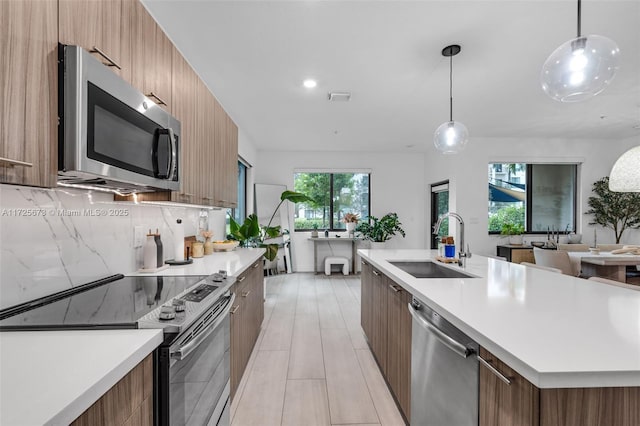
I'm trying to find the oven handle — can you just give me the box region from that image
[170,293,235,361]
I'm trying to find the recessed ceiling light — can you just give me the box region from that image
[303,79,317,89]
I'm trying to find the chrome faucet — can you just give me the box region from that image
[433,212,472,268]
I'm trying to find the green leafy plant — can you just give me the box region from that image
[356,213,406,242]
[228,190,313,261]
[500,222,525,236]
[312,223,319,230]
[585,176,640,243]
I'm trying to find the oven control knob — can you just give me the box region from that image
[159,305,176,320]
[172,299,186,312]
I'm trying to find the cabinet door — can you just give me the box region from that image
[59,0,123,75]
[386,279,412,420]
[210,99,238,208]
[479,347,540,426]
[360,260,373,340]
[230,281,246,401]
[1,0,57,187]
[121,0,172,111]
[511,249,535,264]
[370,267,388,373]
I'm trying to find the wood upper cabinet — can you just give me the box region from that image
[386,279,412,420]
[479,347,540,426]
[0,0,58,187]
[121,0,172,111]
[59,0,123,75]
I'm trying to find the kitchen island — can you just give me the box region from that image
[359,249,640,425]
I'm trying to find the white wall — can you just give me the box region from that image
[424,136,640,257]
[254,150,426,272]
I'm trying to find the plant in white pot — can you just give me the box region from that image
[342,212,359,236]
[356,213,405,249]
[501,223,525,245]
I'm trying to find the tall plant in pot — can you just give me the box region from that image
[586,176,640,243]
[356,213,405,248]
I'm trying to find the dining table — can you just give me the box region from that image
[567,251,640,283]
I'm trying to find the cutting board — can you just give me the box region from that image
[436,256,459,264]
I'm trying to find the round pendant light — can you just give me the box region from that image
[609,146,640,192]
[541,0,620,102]
[434,44,468,154]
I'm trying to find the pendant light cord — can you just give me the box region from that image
[577,0,582,37]
[449,54,453,122]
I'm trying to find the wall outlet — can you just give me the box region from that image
[134,226,145,248]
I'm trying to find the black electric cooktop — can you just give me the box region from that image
[0,275,211,330]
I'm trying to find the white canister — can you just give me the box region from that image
[174,219,184,262]
[143,233,157,269]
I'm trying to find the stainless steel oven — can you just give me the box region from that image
[59,44,180,194]
[157,292,234,426]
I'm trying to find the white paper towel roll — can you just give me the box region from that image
[174,219,184,261]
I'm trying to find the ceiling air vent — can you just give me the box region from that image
[327,92,351,102]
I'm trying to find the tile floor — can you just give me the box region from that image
[230,273,405,426]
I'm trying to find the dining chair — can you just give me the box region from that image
[533,248,578,276]
[596,244,624,252]
[588,276,640,291]
[556,243,589,252]
[520,262,562,274]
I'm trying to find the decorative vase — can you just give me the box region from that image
[370,241,386,250]
[192,242,204,258]
[509,235,523,245]
[204,237,213,255]
[311,230,318,238]
[345,222,356,236]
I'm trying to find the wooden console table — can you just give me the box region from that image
[496,244,535,264]
[309,237,359,275]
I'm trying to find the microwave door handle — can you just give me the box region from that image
[167,127,176,181]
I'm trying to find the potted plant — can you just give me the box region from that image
[342,212,359,236]
[356,213,405,248]
[311,223,319,238]
[586,176,640,243]
[501,222,525,245]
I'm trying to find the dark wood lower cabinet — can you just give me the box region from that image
[230,260,264,401]
[480,346,640,426]
[361,261,411,422]
[72,354,153,426]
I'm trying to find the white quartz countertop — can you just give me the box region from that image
[127,247,265,277]
[359,249,640,388]
[0,329,163,425]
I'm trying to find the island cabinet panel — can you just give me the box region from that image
[540,387,640,426]
[230,260,264,401]
[360,263,412,421]
[479,347,540,426]
[0,0,58,187]
[386,278,412,421]
[71,354,153,426]
[59,0,123,77]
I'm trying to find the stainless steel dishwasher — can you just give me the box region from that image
[408,297,479,426]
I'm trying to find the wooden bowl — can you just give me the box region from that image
[211,241,240,252]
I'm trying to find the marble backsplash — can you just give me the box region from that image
[0,184,226,310]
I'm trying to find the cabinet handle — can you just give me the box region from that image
[230,305,240,314]
[90,46,121,69]
[372,270,381,276]
[478,355,512,385]
[203,196,214,200]
[146,91,167,106]
[389,284,401,292]
[242,290,251,298]
[361,260,367,266]
[252,263,260,269]
[237,276,246,283]
[0,157,33,168]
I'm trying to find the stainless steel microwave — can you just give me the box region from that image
[58,45,180,194]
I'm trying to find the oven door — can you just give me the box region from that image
[164,293,233,426]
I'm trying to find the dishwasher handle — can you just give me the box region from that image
[408,303,474,359]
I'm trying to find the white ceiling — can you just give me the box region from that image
[143,0,640,152]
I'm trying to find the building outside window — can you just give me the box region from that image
[488,163,577,233]
[293,172,370,231]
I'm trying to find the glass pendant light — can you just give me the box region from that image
[434,44,468,154]
[609,146,640,192]
[541,0,620,102]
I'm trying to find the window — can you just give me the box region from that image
[488,163,577,233]
[293,172,370,231]
[430,181,449,248]
[228,160,248,231]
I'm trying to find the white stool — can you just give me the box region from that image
[325,256,349,276]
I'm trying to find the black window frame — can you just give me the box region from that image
[294,172,371,232]
[488,163,578,235]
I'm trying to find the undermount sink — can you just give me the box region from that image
[389,261,475,279]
